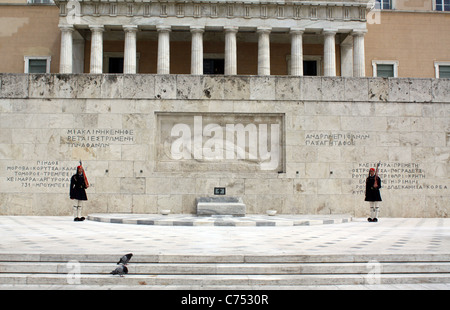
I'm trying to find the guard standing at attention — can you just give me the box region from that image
[70,162,89,222]
[365,165,382,222]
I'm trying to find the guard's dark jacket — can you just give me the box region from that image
[365,175,382,202]
[70,173,88,201]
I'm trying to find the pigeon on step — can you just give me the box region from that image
[110,264,128,277]
[117,253,133,265]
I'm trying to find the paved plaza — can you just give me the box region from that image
[0,215,449,289]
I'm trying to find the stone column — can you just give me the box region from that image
[257,27,271,76]
[340,35,353,77]
[157,25,171,74]
[290,28,304,76]
[89,25,104,74]
[191,26,204,75]
[352,30,367,77]
[123,25,138,74]
[59,25,74,74]
[323,29,337,77]
[224,26,238,75]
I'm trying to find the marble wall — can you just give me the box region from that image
[0,73,449,217]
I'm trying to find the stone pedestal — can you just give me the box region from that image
[196,197,246,217]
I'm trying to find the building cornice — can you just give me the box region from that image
[54,0,371,5]
[55,0,371,28]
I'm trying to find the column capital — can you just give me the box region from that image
[256,27,271,34]
[89,25,105,33]
[58,24,75,32]
[352,29,368,37]
[190,26,205,33]
[156,25,172,32]
[290,27,305,35]
[123,25,139,32]
[224,26,239,33]
[323,29,338,35]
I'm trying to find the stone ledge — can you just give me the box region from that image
[86,213,353,227]
[1,73,448,103]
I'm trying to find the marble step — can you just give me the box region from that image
[4,284,450,290]
[2,262,450,275]
[1,273,450,286]
[2,253,450,263]
[2,252,450,287]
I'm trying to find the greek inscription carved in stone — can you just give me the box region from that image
[305,132,370,146]
[5,161,73,189]
[352,162,448,195]
[63,129,134,148]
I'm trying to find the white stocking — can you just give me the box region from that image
[370,202,379,218]
[73,200,83,218]
[77,200,82,218]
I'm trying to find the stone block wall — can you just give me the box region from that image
[0,74,449,217]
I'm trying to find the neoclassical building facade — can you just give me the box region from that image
[1,1,449,77]
[55,0,369,77]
